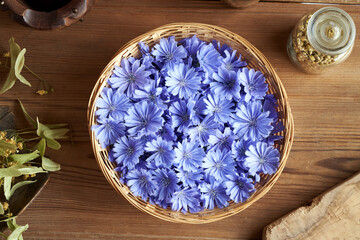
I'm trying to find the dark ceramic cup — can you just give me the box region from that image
[1,0,97,30]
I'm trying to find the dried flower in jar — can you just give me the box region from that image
[287,7,356,74]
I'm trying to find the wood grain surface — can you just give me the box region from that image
[261,0,360,5]
[263,172,360,240]
[0,0,360,239]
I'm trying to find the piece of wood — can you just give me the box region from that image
[0,106,14,131]
[263,172,360,239]
[0,0,359,239]
[0,173,49,232]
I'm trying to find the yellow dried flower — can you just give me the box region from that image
[36,90,48,95]
[4,149,11,157]
[0,132,6,140]
[6,138,16,145]
[2,52,10,57]
[17,142,23,150]
[2,202,9,211]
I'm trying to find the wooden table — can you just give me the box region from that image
[1,0,360,239]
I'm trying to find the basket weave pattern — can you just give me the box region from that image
[87,23,294,224]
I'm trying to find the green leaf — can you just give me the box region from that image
[0,166,22,178]
[0,76,16,95]
[7,218,16,231]
[8,180,36,200]
[9,150,39,165]
[0,202,4,215]
[9,37,21,58]
[45,123,68,129]
[37,138,46,157]
[43,128,69,139]
[42,157,60,172]
[7,223,28,240]
[14,48,31,87]
[36,117,50,139]
[0,232,8,239]
[16,165,46,175]
[0,139,17,157]
[0,164,45,178]
[0,216,15,223]
[4,177,12,201]
[0,38,21,94]
[18,100,36,127]
[8,219,25,240]
[46,138,61,150]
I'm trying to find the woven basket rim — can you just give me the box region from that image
[87,22,294,224]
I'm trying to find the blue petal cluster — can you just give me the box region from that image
[92,35,283,213]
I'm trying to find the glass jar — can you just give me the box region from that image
[287,7,356,74]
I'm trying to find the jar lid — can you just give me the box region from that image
[307,7,356,56]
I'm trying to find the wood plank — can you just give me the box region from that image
[263,172,360,239]
[0,0,359,239]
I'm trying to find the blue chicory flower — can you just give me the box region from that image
[91,117,125,148]
[203,94,234,123]
[225,173,255,203]
[138,41,150,57]
[200,180,229,210]
[169,100,191,132]
[231,139,253,170]
[113,136,144,170]
[266,121,284,145]
[156,123,177,142]
[124,101,164,136]
[152,36,187,66]
[133,75,166,110]
[221,50,247,71]
[145,137,174,168]
[176,169,203,188]
[152,168,179,201]
[203,149,235,181]
[171,188,202,213]
[239,68,268,102]
[174,140,205,172]
[245,142,280,175]
[127,168,156,200]
[95,87,131,120]
[231,100,273,141]
[211,67,241,100]
[208,127,236,152]
[211,39,233,57]
[187,94,206,125]
[180,35,205,59]
[115,164,128,184]
[165,63,201,99]
[187,116,219,147]
[108,58,151,97]
[197,44,222,75]
[263,94,278,121]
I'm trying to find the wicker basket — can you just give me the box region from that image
[87,23,294,224]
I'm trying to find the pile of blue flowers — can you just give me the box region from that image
[92,35,283,213]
